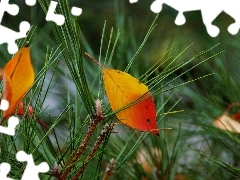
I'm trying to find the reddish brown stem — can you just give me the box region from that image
[71,123,114,180]
[225,102,239,115]
[85,52,103,69]
[103,158,115,180]
[36,119,49,130]
[59,114,105,179]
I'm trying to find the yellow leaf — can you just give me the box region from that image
[103,68,159,135]
[85,52,159,135]
[2,47,35,120]
[214,114,240,133]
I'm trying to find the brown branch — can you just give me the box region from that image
[59,100,105,179]
[49,163,61,179]
[59,119,101,179]
[71,123,114,180]
[103,158,115,180]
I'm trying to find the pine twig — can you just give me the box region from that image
[59,99,105,179]
[103,158,115,180]
[72,123,115,180]
[49,162,61,178]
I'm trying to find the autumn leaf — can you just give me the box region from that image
[214,114,240,133]
[1,47,35,121]
[214,103,240,133]
[15,101,49,129]
[0,68,3,81]
[136,148,162,174]
[85,53,159,135]
[1,94,48,129]
[231,112,240,122]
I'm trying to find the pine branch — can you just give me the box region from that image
[59,100,106,179]
[103,158,115,180]
[72,123,115,180]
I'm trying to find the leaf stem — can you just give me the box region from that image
[85,52,103,68]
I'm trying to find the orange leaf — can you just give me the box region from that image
[231,113,240,122]
[86,53,158,135]
[2,47,34,120]
[0,68,3,81]
[136,148,162,174]
[214,114,240,133]
[103,68,158,135]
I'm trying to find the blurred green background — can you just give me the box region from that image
[1,0,240,179]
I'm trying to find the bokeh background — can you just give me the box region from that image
[1,0,240,179]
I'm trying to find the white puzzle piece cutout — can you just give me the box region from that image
[16,151,49,180]
[0,0,30,54]
[0,151,49,180]
[46,1,82,25]
[150,0,240,37]
[0,100,19,136]
[0,163,14,180]
[46,1,65,26]
[0,116,19,136]
[71,7,82,16]
[0,0,19,22]
[25,0,37,6]
[0,21,30,54]
[129,0,138,3]
[0,100,9,111]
